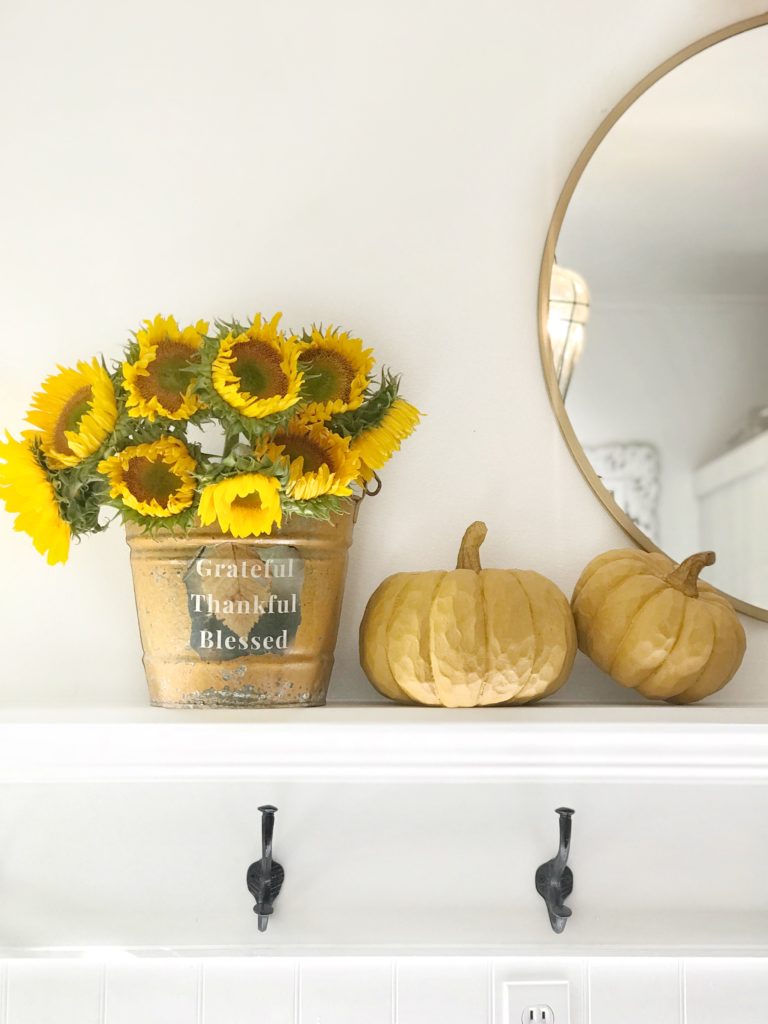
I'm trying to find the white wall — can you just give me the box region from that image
[1,0,767,709]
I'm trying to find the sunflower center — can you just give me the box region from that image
[124,457,183,508]
[299,350,354,404]
[232,492,264,512]
[232,340,288,398]
[53,386,93,454]
[275,434,330,473]
[136,340,198,413]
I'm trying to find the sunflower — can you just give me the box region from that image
[298,326,374,420]
[260,418,360,500]
[211,313,302,419]
[351,398,421,475]
[98,437,197,518]
[26,359,117,469]
[198,473,282,538]
[0,433,71,564]
[122,314,208,422]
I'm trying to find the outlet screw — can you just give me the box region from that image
[522,1006,555,1024]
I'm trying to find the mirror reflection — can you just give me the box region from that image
[548,25,768,610]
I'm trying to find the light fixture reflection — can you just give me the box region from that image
[548,264,590,400]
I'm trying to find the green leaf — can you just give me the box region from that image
[282,493,355,522]
[105,498,200,536]
[198,449,289,488]
[328,369,401,438]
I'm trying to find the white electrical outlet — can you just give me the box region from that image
[522,1008,554,1024]
[503,981,570,1024]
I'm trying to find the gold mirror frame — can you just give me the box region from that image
[538,12,768,623]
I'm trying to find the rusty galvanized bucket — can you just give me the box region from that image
[126,507,358,708]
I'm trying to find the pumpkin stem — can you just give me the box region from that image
[665,551,716,598]
[456,521,488,571]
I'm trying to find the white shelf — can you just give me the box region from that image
[0,701,764,955]
[3,701,768,723]
[0,702,765,782]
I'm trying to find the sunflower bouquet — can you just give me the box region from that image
[0,313,420,565]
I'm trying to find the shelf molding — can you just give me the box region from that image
[0,706,766,783]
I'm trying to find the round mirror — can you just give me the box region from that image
[539,14,768,619]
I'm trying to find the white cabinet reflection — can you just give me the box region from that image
[696,432,768,607]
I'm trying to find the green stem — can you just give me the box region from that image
[222,431,241,458]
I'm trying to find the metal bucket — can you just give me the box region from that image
[126,507,358,708]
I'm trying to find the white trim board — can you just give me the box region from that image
[0,706,765,783]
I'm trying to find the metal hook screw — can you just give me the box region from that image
[535,807,575,934]
[246,804,285,932]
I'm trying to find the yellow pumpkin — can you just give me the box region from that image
[571,548,746,703]
[359,521,577,707]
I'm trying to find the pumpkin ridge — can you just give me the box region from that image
[507,571,537,699]
[508,572,543,702]
[477,569,527,704]
[637,592,698,696]
[477,568,537,705]
[683,600,744,702]
[719,609,747,683]
[651,603,717,700]
[572,550,651,604]
[671,602,726,704]
[477,571,492,705]
[360,575,414,703]
[473,570,488,706]
[429,569,486,706]
[424,570,449,703]
[380,573,415,696]
[663,599,702,683]
[606,582,669,680]
[579,559,658,619]
[576,563,658,657]
[386,572,442,703]
[525,574,576,702]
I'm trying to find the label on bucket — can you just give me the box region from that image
[183,542,304,660]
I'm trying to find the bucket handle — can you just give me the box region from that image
[351,473,382,522]
[362,472,382,498]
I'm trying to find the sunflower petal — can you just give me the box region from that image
[198,473,282,538]
[0,432,71,563]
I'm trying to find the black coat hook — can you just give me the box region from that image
[246,804,285,932]
[535,807,574,934]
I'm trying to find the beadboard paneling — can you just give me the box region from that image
[396,959,489,1024]
[589,959,681,1024]
[104,962,199,1024]
[300,959,392,1024]
[6,962,101,1024]
[202,960,296,1024]
[3,956,768,1023]
[685,960,768,1024]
